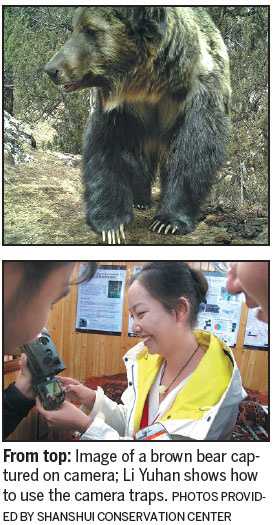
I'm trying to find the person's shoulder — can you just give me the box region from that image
[123,341,146,362]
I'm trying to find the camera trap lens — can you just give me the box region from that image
[40,336,50,345]
[43,356,52,365]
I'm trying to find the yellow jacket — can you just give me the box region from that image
[81,330,246,440]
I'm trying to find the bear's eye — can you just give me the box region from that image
[84,26,98,38]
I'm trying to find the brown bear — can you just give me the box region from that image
[45,7,231,244]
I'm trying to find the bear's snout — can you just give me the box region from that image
[44,61,59,82]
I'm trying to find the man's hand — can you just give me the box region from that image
[58,377,96,410]
[15,353,35,400]
[36,398,92,433]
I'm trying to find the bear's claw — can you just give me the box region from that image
[102,224,126,244]
[134,204,150,210]
[150,220,178,235]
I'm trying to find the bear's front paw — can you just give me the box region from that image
[102,224,126,245]
[150,214,194,235]
[86,208,133,244]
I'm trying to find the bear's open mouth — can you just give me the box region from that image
[63,72,106,93]
[64,79,83,93]
[64,72,96,92]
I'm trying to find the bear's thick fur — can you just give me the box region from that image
[45,7,231,243]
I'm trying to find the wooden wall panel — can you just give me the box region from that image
[4,369,18,389]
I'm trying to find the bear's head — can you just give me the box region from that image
[44,7,168,98]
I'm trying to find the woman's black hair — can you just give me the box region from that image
[128,262,208,327]
[8,261,97,302]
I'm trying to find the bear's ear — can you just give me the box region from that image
[127,7,167,25]
[126,7,167,42]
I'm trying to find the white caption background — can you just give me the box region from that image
[0,440,271,524]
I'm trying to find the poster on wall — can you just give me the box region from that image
[244,307,268,348]
[128,265,145,337]
[76,264,127,336]
[196,271,243,347]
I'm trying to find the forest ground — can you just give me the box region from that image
[4,122,268,246]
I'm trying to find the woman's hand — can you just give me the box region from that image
[15,353,36,400]
[58,377,96,410]
[36,398,92,433]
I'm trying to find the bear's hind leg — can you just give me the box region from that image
[133,146,160,210]
[132,179,152,210]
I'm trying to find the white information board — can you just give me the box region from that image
[76,264,127,335]
[244,307,268,348]
[196,272,243,347]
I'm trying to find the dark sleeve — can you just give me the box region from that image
[3,383,35,439]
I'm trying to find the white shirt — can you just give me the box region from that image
[148,364,192,425]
